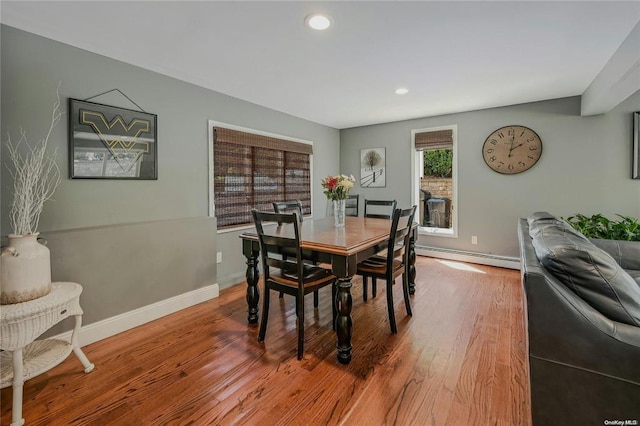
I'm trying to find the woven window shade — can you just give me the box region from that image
[213,127,311,229]
[415,129,453,150]
[214,127,313,155]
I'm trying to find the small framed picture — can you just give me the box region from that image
[360,148,386,187]
[69,99,157,179]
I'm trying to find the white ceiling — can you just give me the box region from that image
[2,1,640,129]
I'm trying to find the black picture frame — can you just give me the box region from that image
[69,99,157,179]
[634,111,640,180]
[360,147,386,187]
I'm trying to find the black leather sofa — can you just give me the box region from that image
[518,212,640,425]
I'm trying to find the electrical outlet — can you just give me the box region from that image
[217,252,223,263]
[471,236,478,245]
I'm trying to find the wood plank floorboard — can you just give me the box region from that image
[1,256,531,425]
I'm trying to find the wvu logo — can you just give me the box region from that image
[80,109,151,172]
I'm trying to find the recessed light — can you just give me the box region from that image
[306,14,332,30]
[395,88,409,95]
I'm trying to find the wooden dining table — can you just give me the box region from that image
[239,216,417,364]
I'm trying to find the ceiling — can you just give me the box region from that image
[2,1,639,129]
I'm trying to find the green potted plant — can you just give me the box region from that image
[564,213,640,241]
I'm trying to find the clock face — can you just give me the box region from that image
[482,125,542,174]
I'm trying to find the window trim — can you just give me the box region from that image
[208,120,314,233]
[410,124,458,238]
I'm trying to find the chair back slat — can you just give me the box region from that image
[261,234,299,248]
[364,199,398,219]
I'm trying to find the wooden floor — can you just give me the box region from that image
[1,257,531,426]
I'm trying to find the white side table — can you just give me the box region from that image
[1,282,94,426]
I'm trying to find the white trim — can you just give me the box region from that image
[418,226,455,238]
[411,124,458,238]
[215,217,315,235]
[416,247,520,270]
[52,282,220,347]
[207,120,315,229]
[216,222,256,235]
[208,122,216,218]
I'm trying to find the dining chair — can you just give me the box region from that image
[273,200,303,223]
[345,194,359,217]
[272,200,322,306]
[356,205,417,334]
[362,199,397,300]
[364,199,397,219]
[252,209,337,359]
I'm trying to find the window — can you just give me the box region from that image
[412,125,457,237]
[210,124,312,230]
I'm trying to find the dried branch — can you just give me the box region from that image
[5,84,62,235]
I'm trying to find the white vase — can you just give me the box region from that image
[333,199,346,227]
[0,233,52,304]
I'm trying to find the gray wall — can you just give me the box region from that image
[340,92,640,258]
[1,26,340,326]
[46,218,217,325]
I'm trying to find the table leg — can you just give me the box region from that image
[245,249,260,324]
[71,315,95,373]
[408,233,417,295]
[11,348,25,426]
[335,277,353,364]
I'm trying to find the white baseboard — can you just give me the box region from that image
[54,282,219,347]
[416,246,521,270]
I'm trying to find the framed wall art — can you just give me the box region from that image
[69,99,157,179]
[360,147,386,187]
[633,111,639,180]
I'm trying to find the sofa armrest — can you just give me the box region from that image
[589,238,640,270]
[524,266,640,386]
[519,219,640,382]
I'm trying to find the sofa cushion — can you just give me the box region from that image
[532,228,640,327]
[589,238,640,271]
[528,211,587,240]
[527,211,558,226]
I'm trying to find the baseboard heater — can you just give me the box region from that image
[416,245,521,270]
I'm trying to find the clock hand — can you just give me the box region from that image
[508,135,516,157]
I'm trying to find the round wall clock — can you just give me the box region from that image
[482,125,542,174]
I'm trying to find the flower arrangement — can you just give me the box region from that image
[321,174,355,201]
